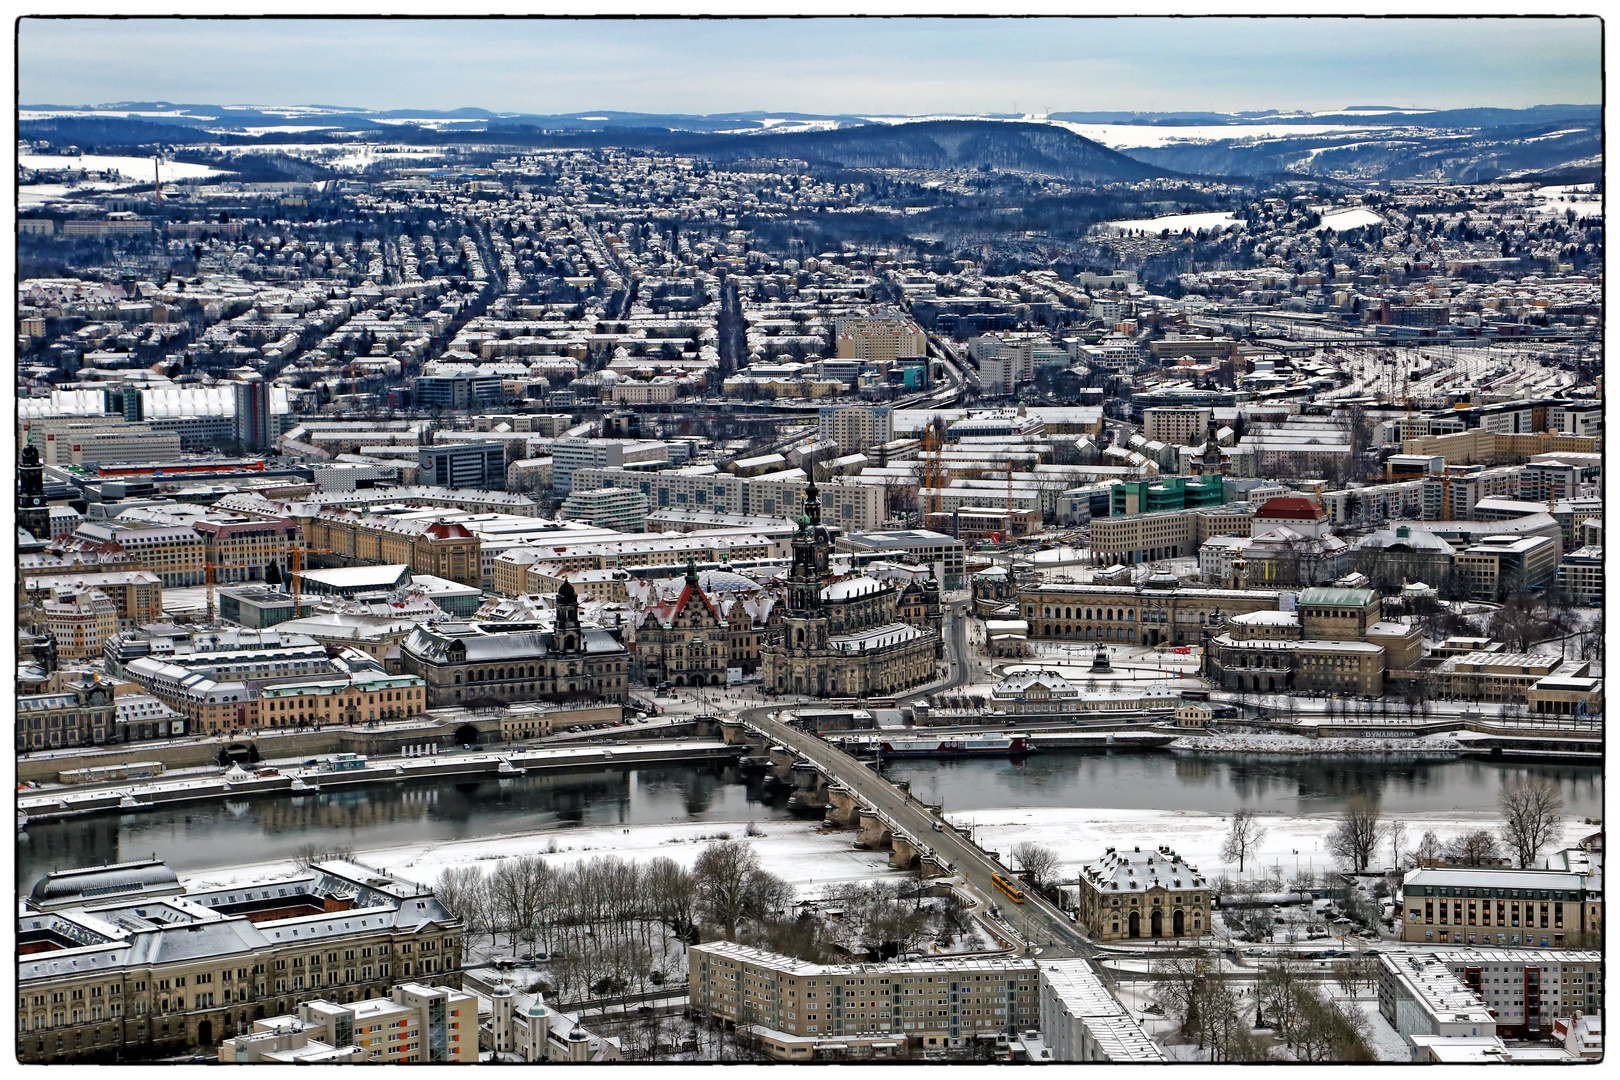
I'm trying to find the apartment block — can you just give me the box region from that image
[551,438,670,494]
[834,314,926,362]
[413,373,504,410]
[308,512,482,587]
[750,477,885,533]
[1378,953,1497,1054]
[1036,960,1164,1062]
[220,984,477,1063]
[41,586,119,660]
[688,941,1038,1059]
[1440,950,1603,1040]
[818,404,894,453]
[1089,504,1254,566]
[1142,407,1214,446]
[575,465,749,515]
[558,486,649,532]
[24,570,163,630]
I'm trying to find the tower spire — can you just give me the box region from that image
[803,468,821,527]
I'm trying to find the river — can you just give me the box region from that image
[15,751,1601,892]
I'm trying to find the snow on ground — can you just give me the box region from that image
[1314,208,1386,232]
[946,807,1499,884]
[1099,211,1242,236]
[1050,121,1378,149]
[18,154,230,183]
[1530,183,1601,219]
[1345,995,1408,1061]
[178,817,901,898]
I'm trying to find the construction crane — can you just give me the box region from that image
[921,423,944,522]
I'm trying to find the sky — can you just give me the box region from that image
[18,16,1602,117]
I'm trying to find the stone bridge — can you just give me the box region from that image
[717,716,954,878]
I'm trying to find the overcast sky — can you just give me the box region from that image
[19,17,1601,116]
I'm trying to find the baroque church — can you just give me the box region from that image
[761,477,940,698]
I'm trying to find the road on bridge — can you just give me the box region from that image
[741,707,1096,963]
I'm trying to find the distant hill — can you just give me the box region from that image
[669,120,1179,181]
[451,120,1179,183]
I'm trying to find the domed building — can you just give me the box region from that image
[761,477,940,698]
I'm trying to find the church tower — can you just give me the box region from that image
[787,473,832,613]
[19,444,51,540]
[787,510,822,614]
[555,578,581,654]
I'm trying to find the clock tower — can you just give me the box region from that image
[18,444,51,540]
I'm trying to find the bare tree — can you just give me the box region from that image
[292,843,354,870]
[1010,841,1061,892]
[1336,955,1379,1000]
[1386,819,1408,872]
[1220,808,1268,875]
[645,856,701,943]
[1325,797,1384,873]
[1411,830,1445,868]
[694,839,786,941]
[1499,774,1566,868]
[1442,829,1503,867]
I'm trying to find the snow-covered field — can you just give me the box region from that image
[170,802,1496,909]
[1530,183,1602,219]
[1051,121,1376,149]
[1314,208,1385,232]
[1099,211,1242,235]
[179,816,900,897]
[18,153,229,183]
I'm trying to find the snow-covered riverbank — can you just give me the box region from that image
[947,806,1504,882]
[180,816,899,897]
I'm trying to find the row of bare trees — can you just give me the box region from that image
[1153,953,1375,1062]
[432,840,790,1005]
[1332,775,1567,875]
[1259,960,1376,1062]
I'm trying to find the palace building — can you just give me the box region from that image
[400,579,628,707]
[761,478,939,698]
[632,561,775,686]
[1074,845,1211,942]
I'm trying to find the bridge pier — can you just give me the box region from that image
[919,854,954,879]
[856,808,893,851]
[890,833,919,870]
[825,785,862,827]
[767,746,798,784]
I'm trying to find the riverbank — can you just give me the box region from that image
[948,806,1512,883]
[176,816,899,900]
[17,740,740,823]
[1167,733,1464,760]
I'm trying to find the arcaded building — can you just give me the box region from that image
[762,479,939,698]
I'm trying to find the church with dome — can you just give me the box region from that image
[761,477,940,698]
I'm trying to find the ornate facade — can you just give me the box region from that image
[400,580,629,707]
[632,561,775,686]
[761,479,939,698]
